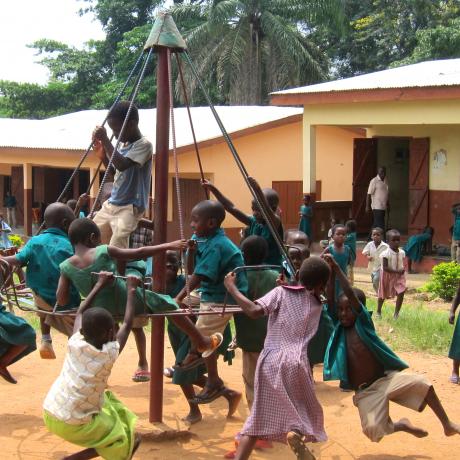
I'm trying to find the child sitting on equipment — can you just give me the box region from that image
[174,200,245,409]
[57,218,222,358]
[377,229,406,319]
[323,255,460,443]
[345,219,357,284]
[164,249,236,424]
[405,226,434,273]
[44,273,141,460]
[224,257,330,460]
[0,297,36,384]
[1,203,80,359]
[202,178,284,266]
[362,227,388,294]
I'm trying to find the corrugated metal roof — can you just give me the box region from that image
[0,106,302,150]
[271,59,460,95]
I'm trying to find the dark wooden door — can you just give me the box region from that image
[11,166,24,226]
[408,138,429,234]
[272,180,303,231]
[352,138,378,233]
[168,178,206,240]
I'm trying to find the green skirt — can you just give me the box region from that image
[308,306,335,366]
[44,391,137,460]
[449,316,460,360]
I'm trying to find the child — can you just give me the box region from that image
[44,273,141,460]
[283,243,310,280]
[448,283,460,384]
[285,229,310,248]
[322,224,350,300]
[320,218,336,249]
[57,218,222,359]
[0,297,36,384]
[174,200,245,409]
[224,256,330,460]
[323,255,460,443]
[405,227,434,273]
[345,219,357,284]
[164,249,236,424]
[0,214,13,250]
[377,229,406,319]
[202,178,284,266]
[362,227,388,293]
[451,203,460,263]
[1,202,80,359]
[92,101,152,248]
[298,195,312,240]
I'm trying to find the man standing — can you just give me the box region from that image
[4,192,17,229]
[366,166,389,232]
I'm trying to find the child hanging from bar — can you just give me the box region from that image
[44,272,141,460]
[163,250,236,424]
[56,218,223,358]
[1,203,80,359]
[323,254,460,443]
[174,200,245,408]
[202,177,284,266]
[224,256,330,460]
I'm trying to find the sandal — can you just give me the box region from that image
[132,369,150,382]
[163,367,175,378]
[200,332,224,358]
[174,351,205,372]
[449,375,459,384]
[287,431,315,460]
[189,385,228,405]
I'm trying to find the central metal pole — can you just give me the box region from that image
[149,47,170,423]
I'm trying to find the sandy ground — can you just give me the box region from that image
[2,329,460,460]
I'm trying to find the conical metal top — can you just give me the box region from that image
[144,12,187,51]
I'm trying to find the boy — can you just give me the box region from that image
[1,202,80,359]
[362,227,388,293]
[175,200,245,408]
[323,255,460,443]
[92,101,152,249]
[44,272,141,460]
[202,178,284,266]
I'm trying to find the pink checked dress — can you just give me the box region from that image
[241,285,327,443]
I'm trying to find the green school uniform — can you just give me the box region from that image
[345,232,357,263]
[59,245,177,316]
[404,232,431,263]
[246,216,284,266]
[234,269,278,353]
[192,228,247,303]
[308,305,335,366]
[449,315,460,361]
[324,304,408,390]
[453,210,460,241]
[328,244,350,299]
[299,205,312,239]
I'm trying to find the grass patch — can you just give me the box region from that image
[367,298,452,355]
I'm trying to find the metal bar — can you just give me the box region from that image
[150,46,170,424]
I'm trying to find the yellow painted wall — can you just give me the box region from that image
[166,121,303,228]
[316,126,363,201]
[367,125,460,191]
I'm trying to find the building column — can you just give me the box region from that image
[303,123,317,201]
[89,167,100,209]
[23,163,33,236]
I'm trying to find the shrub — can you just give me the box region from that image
[425,262,460,301]
[8,234,24,248]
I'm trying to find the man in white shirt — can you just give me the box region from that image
[366,167,389,232]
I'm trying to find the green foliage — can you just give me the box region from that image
[8,234,24,248]
[425,262,460,301]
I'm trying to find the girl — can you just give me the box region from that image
[224,256,331,460]
[448,283,460,384]
[298,195,312,240]
[377,229,406,319]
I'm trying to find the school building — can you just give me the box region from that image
[0,106,360,240]
[271,58,460,251]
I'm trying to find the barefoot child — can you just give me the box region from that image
[377,229,406,319]
[57,218,222,358]
[1,203,80,359]
[44,273,141,460]
[202,178,284,266]
[174,200,244,409]
[362,227,388,294]
[448,282,460,384]
[224,256,331,460]
[298,195,313,240]
[323,255,460,443]
[0,298,36,384]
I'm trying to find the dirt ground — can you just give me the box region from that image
[2,330,460,460]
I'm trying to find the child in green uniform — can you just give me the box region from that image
[449,283,460,384]
[451,203,460,263]
[345,220,357,284]
[324,254,460,443]
[57,218,222,358]
[202,178,284,266]
[405,227,434,273]
[298,195,313,240]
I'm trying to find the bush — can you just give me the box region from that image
[425,262,460,301]
[8,234,24,248]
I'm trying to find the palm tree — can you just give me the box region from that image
[172,0,344,105]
